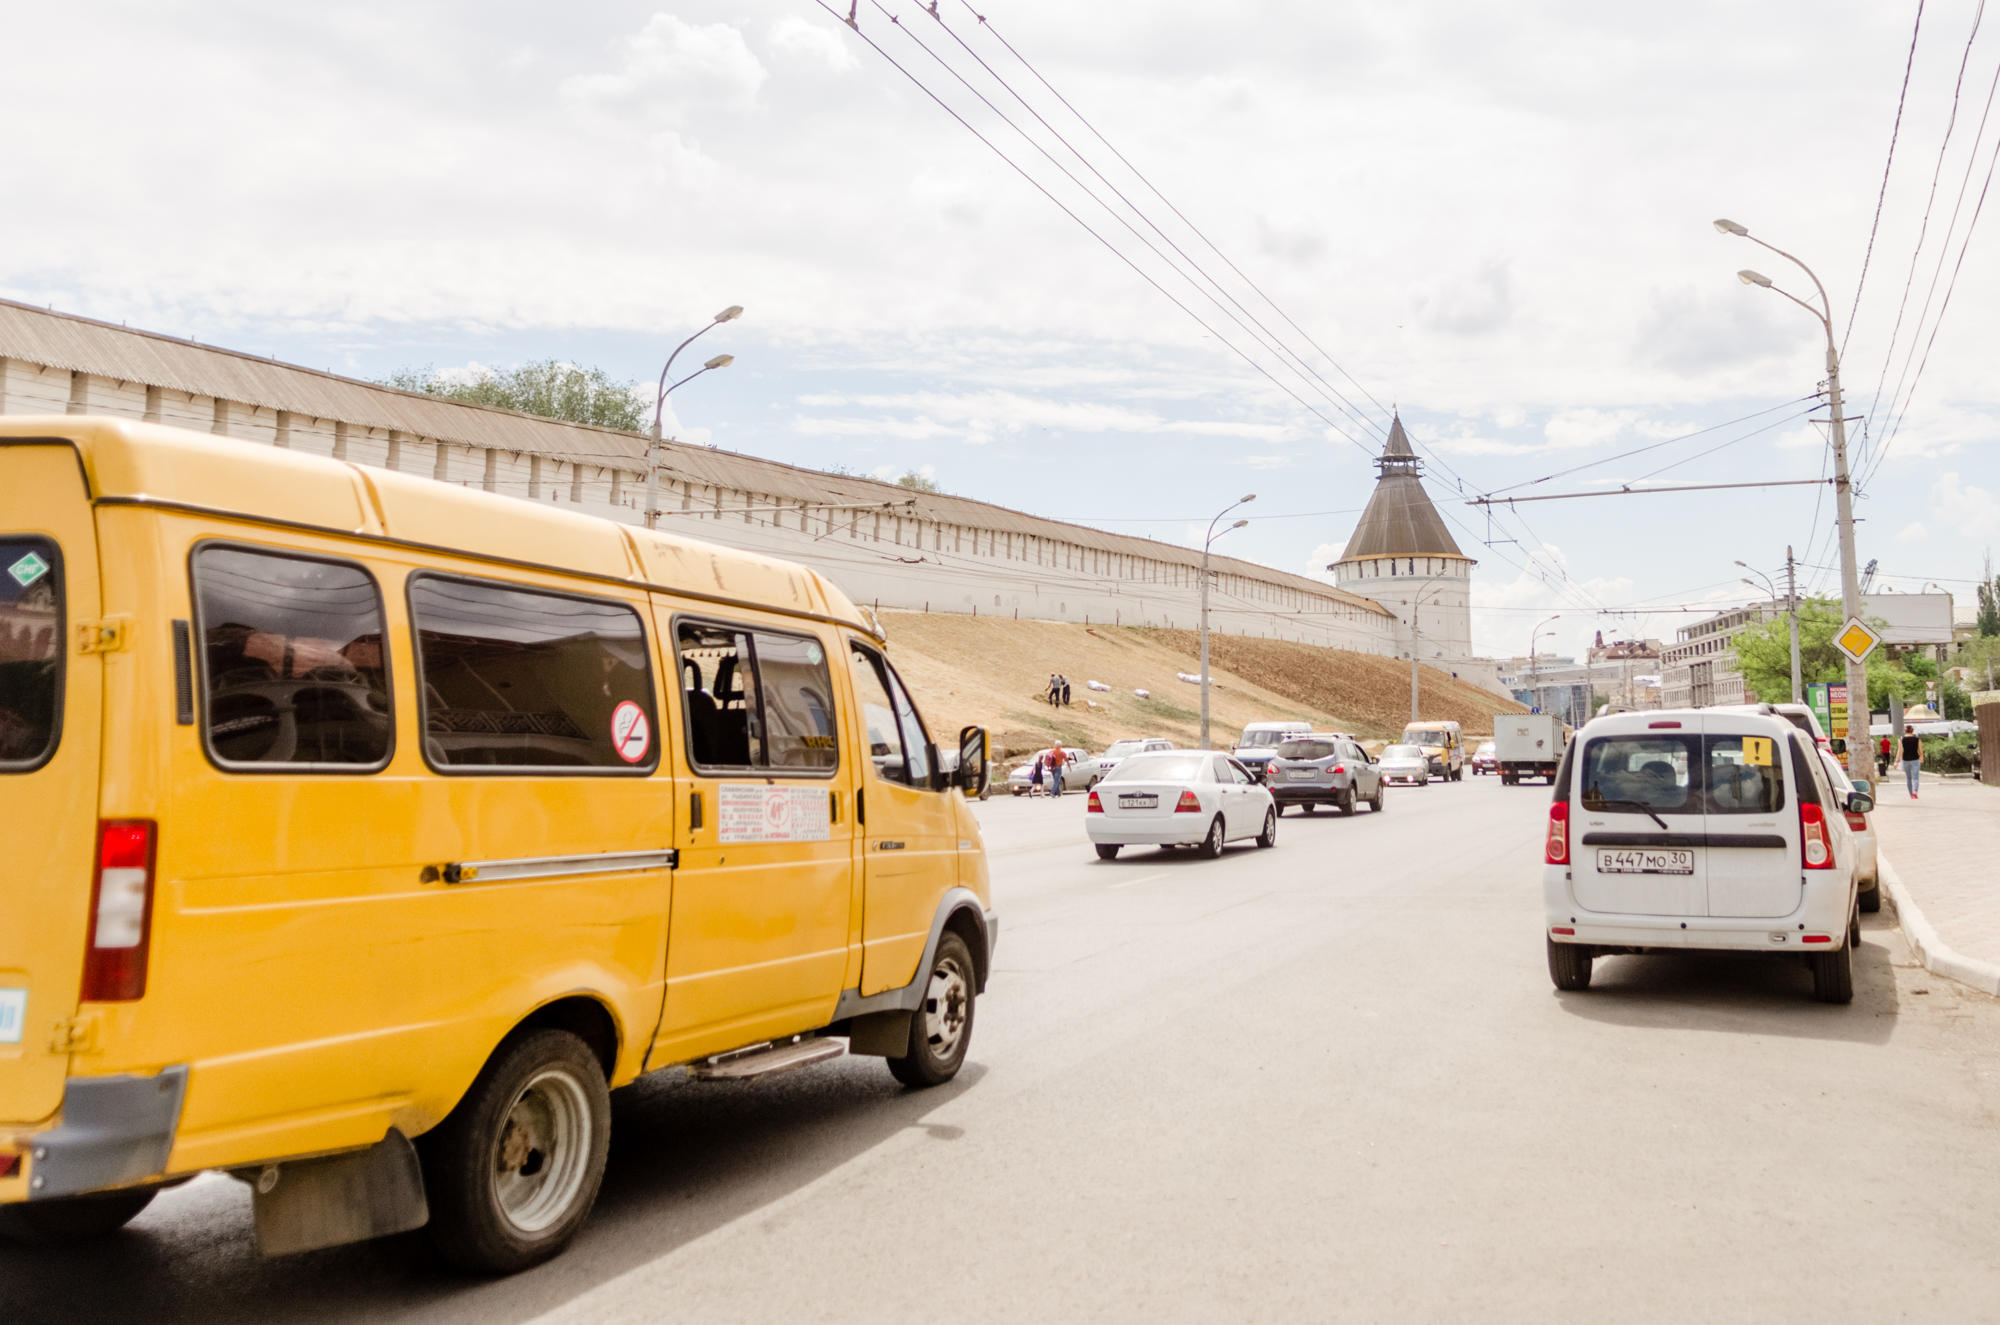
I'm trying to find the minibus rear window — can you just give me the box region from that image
[0,537,62,771]
[192,545,391,769]
[411,576,658,772]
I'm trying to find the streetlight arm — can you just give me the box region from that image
[665,365,717,396]
[655,323,720,423]
[1743,233,1832,325]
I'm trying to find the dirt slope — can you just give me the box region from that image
[878,611,1524,758]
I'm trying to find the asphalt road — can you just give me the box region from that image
[12,774,2000,1323]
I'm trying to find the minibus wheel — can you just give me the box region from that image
[0,1187,156,1245]
[420,1029,611,1274]
[889,932,976,1088]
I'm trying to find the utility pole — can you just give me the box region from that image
[1718,220,1870,781]
[1785,545,1802,705]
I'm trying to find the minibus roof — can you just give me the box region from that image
[4,416,876,639]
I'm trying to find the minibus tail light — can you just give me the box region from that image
[1545,802,1569,865]
[1175,789,1202,813]
[1799,803,1834,870]
[82,819,156,1002]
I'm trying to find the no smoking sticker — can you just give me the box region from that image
[611,701,651,764]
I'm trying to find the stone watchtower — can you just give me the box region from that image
[1327,414,1475,669]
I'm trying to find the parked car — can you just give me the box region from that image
[1263,735,1384,815]
[1820,749,1880,911]
[1007,748,1094,795]
[1544,707,1869,1003]
[1085,737,1177,782]
[1231,721,1316,777]
[1471,740,1499,775]
[1086,751,1278,859]
[1378,744,1432,785]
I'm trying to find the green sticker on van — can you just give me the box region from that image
[7,551,49,588]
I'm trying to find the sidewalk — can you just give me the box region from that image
[1871,774,2000,995]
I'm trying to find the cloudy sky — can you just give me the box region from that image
[6,0,1997,659]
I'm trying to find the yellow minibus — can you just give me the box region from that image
[0,417,994,1271]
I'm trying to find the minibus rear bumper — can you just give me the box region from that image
[4,1065,188,1204]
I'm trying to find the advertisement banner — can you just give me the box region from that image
[1807,682,1832,734]
[1828,683,1849,743]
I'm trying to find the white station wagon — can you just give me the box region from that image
[1543,707,1870,1003]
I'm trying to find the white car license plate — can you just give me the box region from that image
[1119,793,1159,809]
[1596,848,1694,875]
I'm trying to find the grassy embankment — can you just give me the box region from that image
[880,611,1526,758]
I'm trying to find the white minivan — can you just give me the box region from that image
[1543,707,1871,1003]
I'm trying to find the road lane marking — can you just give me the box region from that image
[1108,872,1169,890]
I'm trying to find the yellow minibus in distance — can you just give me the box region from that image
[0,417,995,1271]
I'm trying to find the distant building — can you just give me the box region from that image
[1660,604,1777,708]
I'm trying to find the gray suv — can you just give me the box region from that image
[1263,735,1384,815]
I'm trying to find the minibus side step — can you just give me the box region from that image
[687,1037,845,1082]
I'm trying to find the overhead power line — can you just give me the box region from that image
[1845,0,1929,357]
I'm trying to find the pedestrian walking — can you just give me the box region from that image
[1047,674,1061,707]
[1901,724,1923,799]
[1060,675,1072,707]
[1877,734,1893,779]
[1047,744,1066,798]
[1030,754,1045,797]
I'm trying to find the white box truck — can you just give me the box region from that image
[1495,713,1567,785]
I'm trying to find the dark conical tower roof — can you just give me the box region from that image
[1337,414,1467,561]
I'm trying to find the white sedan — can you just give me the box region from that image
[1085,750,1278,860]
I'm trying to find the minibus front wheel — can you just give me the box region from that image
[419,1028,611,1274]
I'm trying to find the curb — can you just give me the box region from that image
[1880,850,2000,997]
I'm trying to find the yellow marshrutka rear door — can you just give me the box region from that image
[0,443,101,1123]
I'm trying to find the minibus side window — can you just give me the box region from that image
[848,642,931,787]
[411,576,657,772]
[676,620,838,775]
[191,545,391,770]
[0,537,62,772]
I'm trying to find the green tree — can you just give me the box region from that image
[381,362,646,431]
[895,471,940,494]
[1731,596,1846,701]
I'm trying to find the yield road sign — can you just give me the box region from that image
[1835,617,1882,664]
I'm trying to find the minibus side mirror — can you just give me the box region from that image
[1845,790,1874,815]
[956,726,989,798]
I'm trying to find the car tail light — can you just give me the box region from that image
[1550,926,1575,936]
[1175,789,1202,813]
[1545,802,1569,865]
[82,819,156,1002]
[1844,811,1868,831]
[1801,934,1832,944]
[1332,765,1345,775]
[1087,790,1103,813]
[1799,803,1834,870]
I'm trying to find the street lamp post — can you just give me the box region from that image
[1200,495,1256,750]
[1738,555,1801,704]
[646,305,743,529]
[1528,614,1561,715]
[1715,220,1868,781]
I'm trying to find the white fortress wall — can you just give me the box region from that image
[0,311,1398,654]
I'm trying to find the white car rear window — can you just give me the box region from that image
[1106,754,1207,783]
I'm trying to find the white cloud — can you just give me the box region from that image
[769,16,857,69]
[562,16,765,114]
[1776,424,1824,450]
[1237,455,1292,469]
[1932,472,2000,539]
[1896,521,1927,542]
[1306,542,1345,583]
[1544,408,1637,450]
